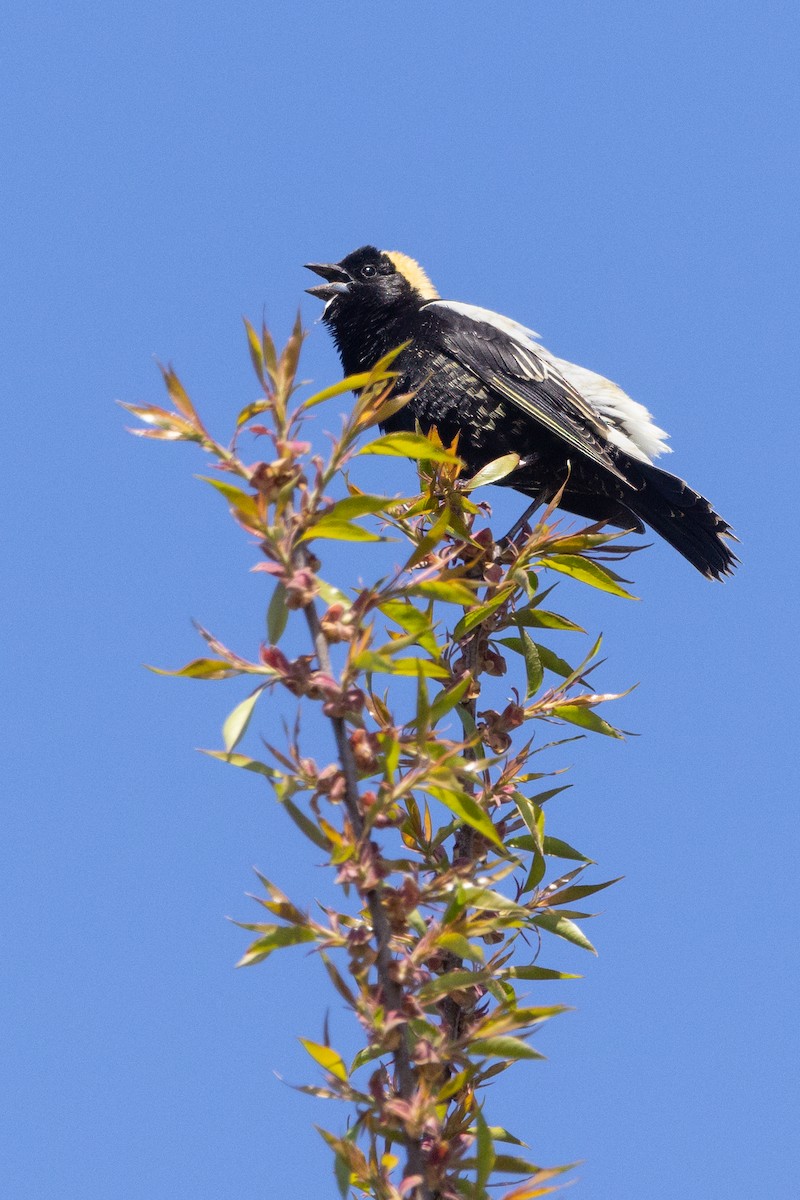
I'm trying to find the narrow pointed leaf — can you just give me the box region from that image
[542,554,637,599]
[475,1106,496,1192]
[222,686,265,753]
[200,750,280,779]
[463,453,521,490]
[533,912,597,954]
[552,704,623,738]
[357,431,462,463]
[237,924,315,966]
[423,786,504,849]
[300,518,383,543]
[148,657,246,680]
[299,1039,349,1083]
[469,1037,545,1061]
[267,583,289,643]
[303,372,381,408]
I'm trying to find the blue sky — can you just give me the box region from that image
[2,3,798,1197]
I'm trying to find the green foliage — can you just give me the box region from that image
[126,316,638,1200]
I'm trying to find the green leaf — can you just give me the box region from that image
[303,371,379,408]
[516,608,585,632]
[237,924,315,966]
[437,1067,476,1102]
[333,1151,350,1200]
[243,317,266,387]
[267,583,289,644]
[489,1154,545,1176]
[299,1038,349,1082]
[281,797,332,849]
[200,750,280,779]
[500,637,575,681]
[533,912,597,954]
[513,792,545,853]
[148,657,245,680]
[300,517,383,543]
[403,504,451,570]
[534,643,575,678]
[354,651,449,678]
[463,453,521,490]
[545,877,621,905]
[502,965,580,981]
[325,494,395,520]
[469,1036,545,1061]
[542,835,591,862]
[316,578,352,608]
[159,364,200,423]
[407,578,478,606]
[197,476,262,528]
[357,431,462,463]
[542,554,638,600]
[453,588,514,640]
[423,786,504,849]
[235,398,271,428]
[418,969,488,1003]
[429,675,472,726]
[379,599,438,655]
[517,626,544,698]
[475,1106,496,1193]
[523,852,546,894]
[435,932,484,963]
[320,953,357,1007]
[552,703,623,738]
[486,1127,527,1148]
[222,686,265,753]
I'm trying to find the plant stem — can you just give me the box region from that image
[301,591,431,1200]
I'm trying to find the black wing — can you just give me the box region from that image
[422,300,628,482]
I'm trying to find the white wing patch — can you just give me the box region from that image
[545,356,671,462]
[431,300,541,342]
[427,299,671,464]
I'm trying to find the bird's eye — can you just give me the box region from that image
[361,264,377,278]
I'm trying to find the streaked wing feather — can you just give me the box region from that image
[425,300,628,481]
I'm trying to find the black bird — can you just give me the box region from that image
[306,246,736,579]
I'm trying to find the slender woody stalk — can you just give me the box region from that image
[126,316,634,1200]
[301,579,430,1199]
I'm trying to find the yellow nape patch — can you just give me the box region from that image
[385,251,440,300]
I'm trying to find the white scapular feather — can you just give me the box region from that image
[427,300,671,463]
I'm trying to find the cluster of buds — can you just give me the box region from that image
[451,638,507,693]
[345,922,377,980]
[334,837,386,892]
[253,559,318,608]
[313,762,347,803]
[476,700,525,753]
[348,729,380,772]
[260,645,365,717]
[248,439,308,504]
[283,565,316,609]
[379,877,421,933]
[320,601,355,643]
[360,787,402,829]
[419,1124,473,1179]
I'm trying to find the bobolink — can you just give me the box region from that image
[306,246,736,579]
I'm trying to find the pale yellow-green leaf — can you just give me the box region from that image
[222,686,265,753]
[299,1038,349,1082]
[357,431,462,464]
[463,453,521,489]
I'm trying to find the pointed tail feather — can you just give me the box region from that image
[624,460,738,580]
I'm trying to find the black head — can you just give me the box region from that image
[305,246,439,319]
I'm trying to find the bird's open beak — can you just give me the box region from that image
[305,262,352,301]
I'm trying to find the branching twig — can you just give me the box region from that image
[301,578,431,1200]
